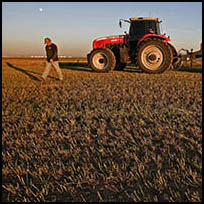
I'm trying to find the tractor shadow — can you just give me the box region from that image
[122,66,143,73]
[59,63,142,73]
[6,62,58,81]
[175,67,202,73]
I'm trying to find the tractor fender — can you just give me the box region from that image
[137,34,170,47]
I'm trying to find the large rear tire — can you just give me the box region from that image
[89,47,116,73]
[167,43,179,70]
[137,38,173,74]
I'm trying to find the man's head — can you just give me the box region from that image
[44,37,52,45]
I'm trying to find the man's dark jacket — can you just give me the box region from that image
[45,43,59,62]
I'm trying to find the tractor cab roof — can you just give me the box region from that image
[130,17,159,22]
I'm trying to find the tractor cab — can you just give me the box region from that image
[120,17,162,41]
[129,17,161,41]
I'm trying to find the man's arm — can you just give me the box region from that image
[51,44,58,61]
[46,46,53,62]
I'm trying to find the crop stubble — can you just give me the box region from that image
[2,59,202,202]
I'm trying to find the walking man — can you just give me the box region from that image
[41,37,63,81]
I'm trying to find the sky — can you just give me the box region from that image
[2,2,202,57]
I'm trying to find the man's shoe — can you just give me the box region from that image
[39,76,46,81]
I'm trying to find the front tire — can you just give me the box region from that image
[137,39,173,74]
[89,47,116,73]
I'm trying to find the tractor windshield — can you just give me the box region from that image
[129,20,161,41]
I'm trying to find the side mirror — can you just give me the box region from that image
[119,20,122,28]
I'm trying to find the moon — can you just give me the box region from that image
[39,8,43,12]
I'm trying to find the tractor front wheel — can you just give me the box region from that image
[137,39,173,73]
[88,47,116,73]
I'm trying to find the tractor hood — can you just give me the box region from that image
[93,35,125,49]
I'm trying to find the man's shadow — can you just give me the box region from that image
[59,62,92,72]
[6,62,58,81]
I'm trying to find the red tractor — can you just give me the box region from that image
[87,17,179,73]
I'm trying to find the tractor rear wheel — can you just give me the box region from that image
[167,43,179,70]
[89,47,116,73]
[137,39,173,73]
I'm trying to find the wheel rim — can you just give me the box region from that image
[141,45,164,70]
[92,52,109,70]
